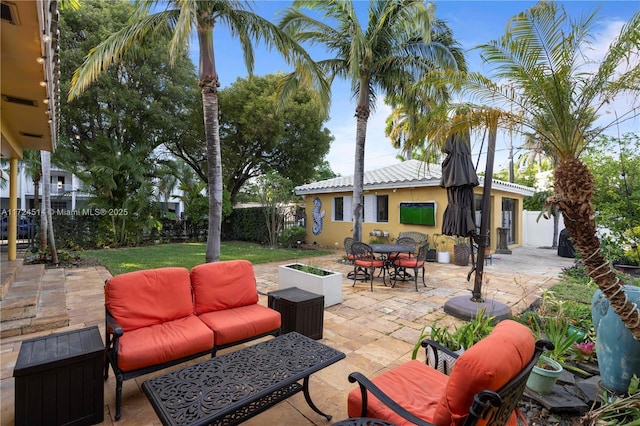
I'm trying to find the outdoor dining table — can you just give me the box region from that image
[369,244,415,284]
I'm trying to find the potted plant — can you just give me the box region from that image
[453,236,471,266]
[278,262,343,307]
[432,234,450,264]
[526,316,582,394]
[412,308,495,374]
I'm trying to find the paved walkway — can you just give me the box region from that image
[0,245,574,425]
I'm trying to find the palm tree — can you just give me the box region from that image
[68,0,325,262]
[435,2,640,337]
[156,163,179,214]
[279,0,464,242]
[22,150,42,212]
[385,17,466,162]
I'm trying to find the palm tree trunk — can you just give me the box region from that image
[352,115,367,243]
[554,158,640,340]
[197,24,221,263]
[352,82,371,243]
[202,84,222,263]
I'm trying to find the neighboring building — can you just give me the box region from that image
[1,0,59,260]
[294,159,535,253]
[0,164,90,212]
[0,164,187,218]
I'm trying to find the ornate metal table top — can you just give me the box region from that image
[369,244,414,254]
[142,332,345,426]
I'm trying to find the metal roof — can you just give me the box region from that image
[295,159,535,196]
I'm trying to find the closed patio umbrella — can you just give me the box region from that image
[439,132,479,238]
[441,125,510,321]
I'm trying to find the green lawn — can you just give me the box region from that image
[81,241,333,275]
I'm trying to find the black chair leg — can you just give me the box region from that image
[115,374,123,420]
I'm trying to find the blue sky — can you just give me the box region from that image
[192,1,639,177]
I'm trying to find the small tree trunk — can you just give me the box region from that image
[551,205,560,248]
[40,151,57,264]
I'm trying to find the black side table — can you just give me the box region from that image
[268,287,324,339]
[13,326,104,426]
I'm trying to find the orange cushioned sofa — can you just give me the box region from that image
[104,260,281,420]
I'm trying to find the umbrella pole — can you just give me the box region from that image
[472,120,497,302]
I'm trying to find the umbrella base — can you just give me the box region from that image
[443,296,511,321]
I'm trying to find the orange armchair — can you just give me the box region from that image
[347,320,552,426]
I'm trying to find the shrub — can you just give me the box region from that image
[279,226,306,248]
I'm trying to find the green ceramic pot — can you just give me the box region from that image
[526,356,562,395]
[568,325,587,343]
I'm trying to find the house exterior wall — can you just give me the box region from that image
[301,185,526,255]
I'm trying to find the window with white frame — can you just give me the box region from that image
[333,196,352,222]
[363,194,389,223]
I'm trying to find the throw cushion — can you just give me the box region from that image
[105,267,193,332]
[191,260,259,314]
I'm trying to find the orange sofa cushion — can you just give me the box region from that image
[347,360,448,426]
[105,267,193,332]
[117,315,213,371]
[191,260,259,314]
[197,304,281,346]
[433,319,535,426]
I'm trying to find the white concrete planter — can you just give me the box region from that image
[278,263,343,307]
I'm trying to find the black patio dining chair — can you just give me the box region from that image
[392,237,416,260]
[345,237,369,281]
[351,242,386,291]
[391,243,428,291]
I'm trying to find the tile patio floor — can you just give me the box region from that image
[0,245,574,425]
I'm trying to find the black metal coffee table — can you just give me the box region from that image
[142,332,345,426]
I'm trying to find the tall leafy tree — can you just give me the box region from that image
[166,74,333,205]
[426,3,640,337]
[59,0,200,245]
[68,0,326,262]
[585,133,640,263]
[279,0,464,242]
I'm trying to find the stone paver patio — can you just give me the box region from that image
[0,245,574,425]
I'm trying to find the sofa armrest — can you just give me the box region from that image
[348,372,436,426]
[105,308,123,338]
[421,339,461,375]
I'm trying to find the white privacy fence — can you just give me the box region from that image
[522,210,565,247]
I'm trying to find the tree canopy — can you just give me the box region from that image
[165,74,333,205]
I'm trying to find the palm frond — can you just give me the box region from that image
[68,9,180,100]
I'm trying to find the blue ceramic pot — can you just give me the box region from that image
[592,286,640,394]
